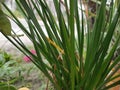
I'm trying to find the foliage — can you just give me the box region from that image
[0,52,20,80]
[0,83,17,90]
[0,50,23,86]
[0,51,20,90]
[0,49,49,89]
[0,0,120,90]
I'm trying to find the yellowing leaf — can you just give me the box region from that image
[46,37,64,54]
[0,10,12,35]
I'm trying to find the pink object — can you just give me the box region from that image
[30,49,36,54]
[23,56,31,62]
[23,49,36,62]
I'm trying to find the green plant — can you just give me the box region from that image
[0,59,19,79]
[0,51,21,90]
[0,83,17,90]
[1,0,120,90]
[0,51,23,85]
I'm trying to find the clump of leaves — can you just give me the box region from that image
[0,83,17,90]
[0,51,22,83]
[1,0,120,90]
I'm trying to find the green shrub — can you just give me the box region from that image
[1,0,120,90]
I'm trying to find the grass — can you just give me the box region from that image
[1,0,120,89]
